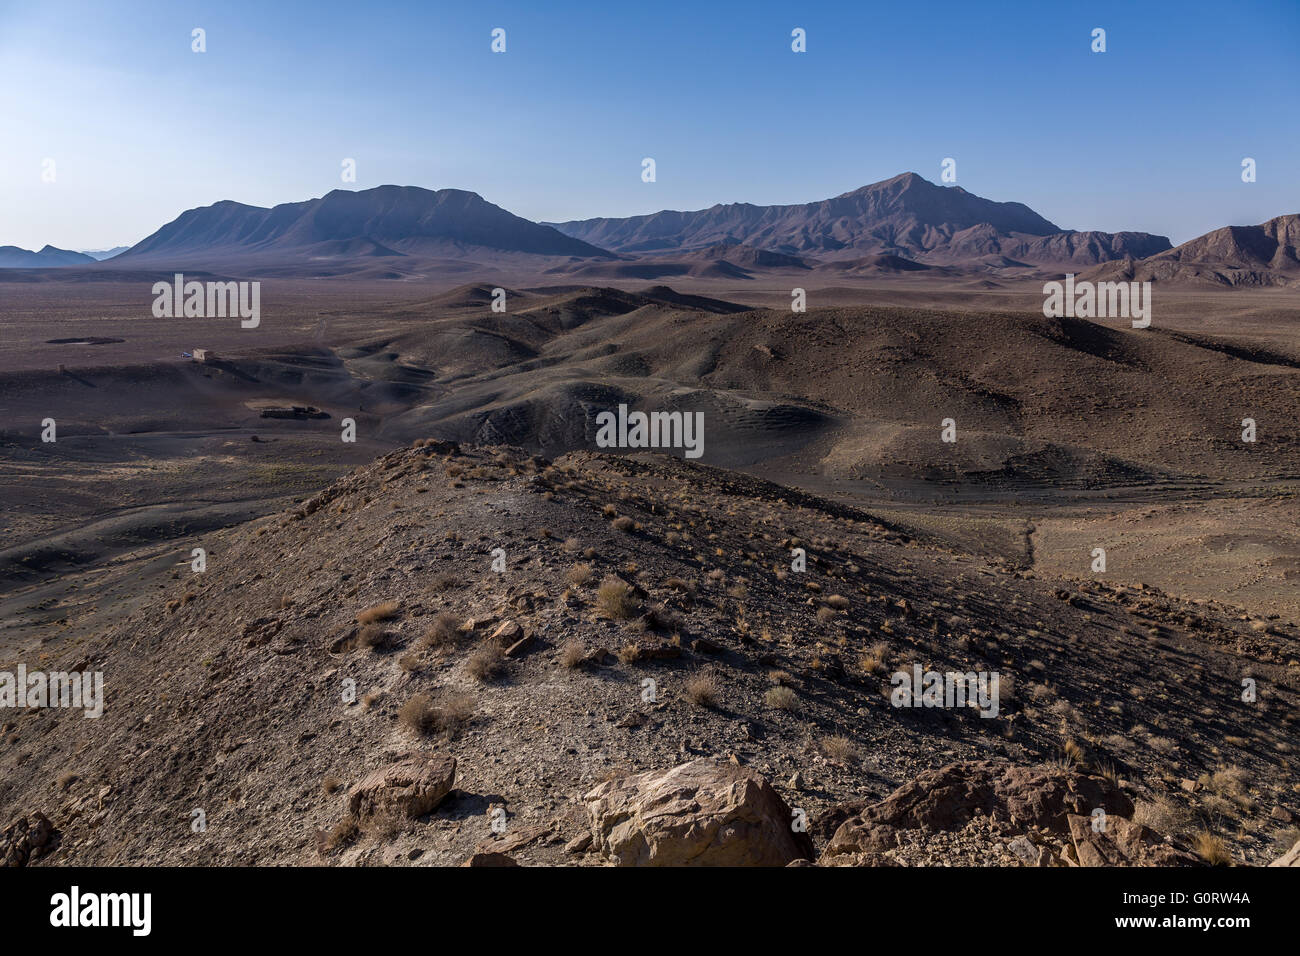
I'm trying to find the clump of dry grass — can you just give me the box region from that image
[56,771,79,792]
[398,693,437,734]
[419,612,461,650]
[1193,830,1233,866]
[566,563,595,587]
[322,775,344,795]
[357,601,401,625]
[357,624,389,650]
[1061,738,1085,767]
[859,641,890,675]
[611,515,637,532]
[815,605,837,623]
[685,670,720,708]
[820,736,857,764]
[1133,794,1193,836]
[596,577,638,619]
[560,640,587,669]
[322,817,359,852]
[466,643,506,683]
[765,686,799,712]
[398,691,477,735]
[824,594,850,611]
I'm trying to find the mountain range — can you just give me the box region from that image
[547,172,1172,269]
[4,174,1297,285]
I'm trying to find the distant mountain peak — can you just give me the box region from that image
[546,172,1156,268]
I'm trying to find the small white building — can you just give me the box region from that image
[192,348,212,363]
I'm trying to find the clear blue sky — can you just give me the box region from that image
[2,0,1296,250]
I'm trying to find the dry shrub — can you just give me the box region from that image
[560,640,587,669]
[357,601,401,625]
[765,686,799,712]
[566,563,595,587]
[685,671,720,708]
[821,736,857,764]
[596,577,638,620]
[323,817,359,852]
[419,612,461,650]
[824,595,850,610]
[467,643,505,683]
[398,693,437,734]
[358,624,389,650]
[398,691,476,735]
[322,775,344,795]
[611,516,636,532]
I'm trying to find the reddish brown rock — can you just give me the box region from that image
[347,753,456,821]
[1065,814,1201,867]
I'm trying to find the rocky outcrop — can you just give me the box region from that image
[822,760,1138,865]
[347,753,456,821]
[584,759,814,866]
[1065,814,1199,867]
[1,812,56,867]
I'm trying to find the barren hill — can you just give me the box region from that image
[3,441,1296,866]
[1082,215,1300,288]
[114,186,612,266]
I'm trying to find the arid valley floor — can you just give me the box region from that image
[1,274,1298,867]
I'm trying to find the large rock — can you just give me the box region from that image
[584,759,814,866]
[1270,839,1300,867]
[348,753,456,820]
[823,760,1134,863]
[1065,814,1200,867]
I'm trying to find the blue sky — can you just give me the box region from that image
[1,0,1296,250]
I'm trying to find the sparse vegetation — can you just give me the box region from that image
[356,601,401,625]
[466,642,506,682]
[560,640,587,669]
[765,686,799,712]
[419,612,461,650]
[685,670,720,708]
[596,576,638,619]
[566,563,595,587]
[1193,830,1233,866]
